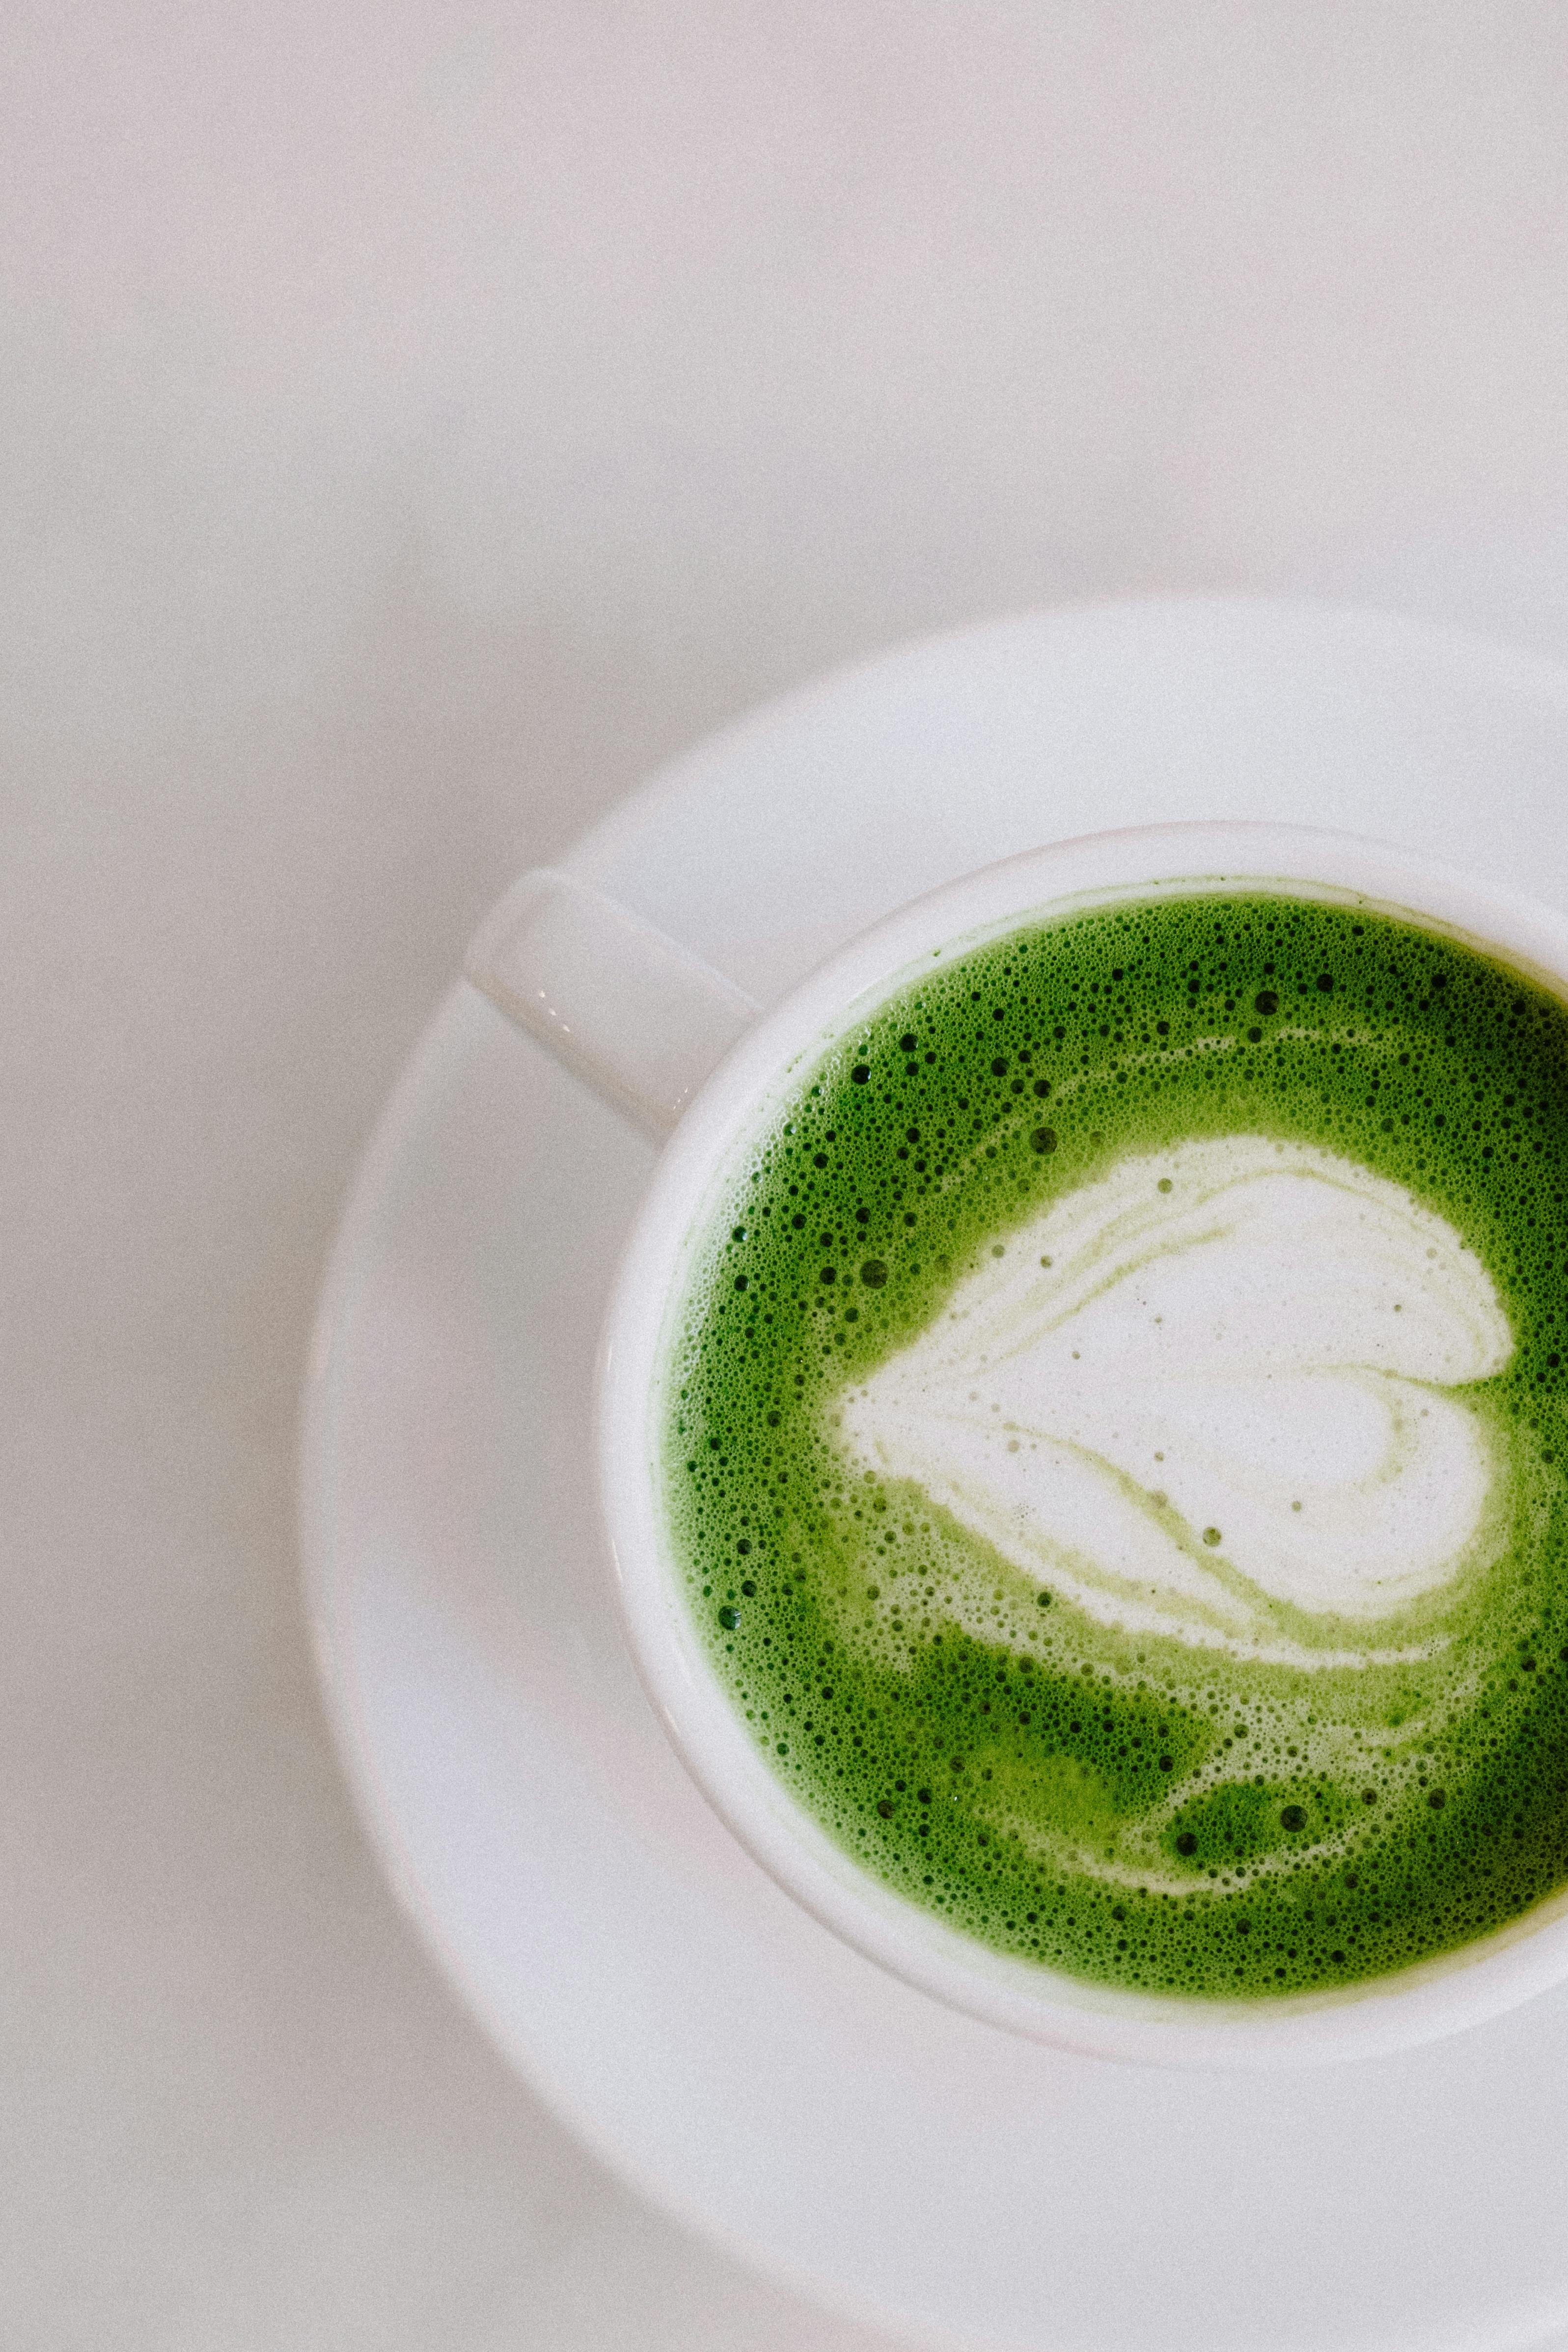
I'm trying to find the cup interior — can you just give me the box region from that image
[597,821,1568,2066]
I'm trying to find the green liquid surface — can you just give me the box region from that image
[658,894,1568,1998]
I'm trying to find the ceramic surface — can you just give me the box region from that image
[303,600,1568,2352]
[598,821,1568,2068]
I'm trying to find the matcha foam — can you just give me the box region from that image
[658,894,1568,1998]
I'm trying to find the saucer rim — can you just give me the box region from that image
[300,594,1568,2352]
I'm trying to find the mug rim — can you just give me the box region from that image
[596,819,1568,2067]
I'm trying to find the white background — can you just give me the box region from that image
[8,5,1568,2345]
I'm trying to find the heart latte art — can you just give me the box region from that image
[841,1137,1512,1665]
[661,895,1568,1998]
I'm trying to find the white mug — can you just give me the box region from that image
[466,819,1568,2067]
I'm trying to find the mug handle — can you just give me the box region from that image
[464,869,761,1142]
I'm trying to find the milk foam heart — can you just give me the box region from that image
[839,1136,1512,1663]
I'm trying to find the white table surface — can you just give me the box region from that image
[8,6,1568,2345]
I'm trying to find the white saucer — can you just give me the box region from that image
[302,599,1568,2352]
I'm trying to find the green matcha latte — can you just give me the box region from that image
[656,895,1568,2000]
